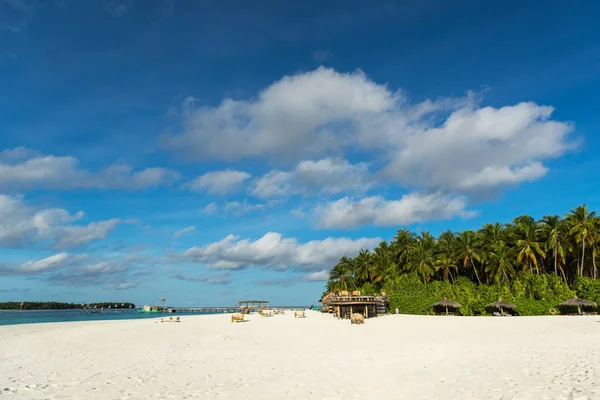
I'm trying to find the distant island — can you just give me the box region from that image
[0,302,136,310]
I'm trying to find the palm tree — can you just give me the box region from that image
[486,244,516,283]
[436,230,458,282]
[329,256,355,291]
[406,241,436,283]
[454,230,482,284]
[418,231,436,249]
[512,221,546,274]
[567,204,597,276]
[354,249,372,284]
[540,215,568,282]
[391,228,416,268]
[480,222,505,249]
[372,242,395,283]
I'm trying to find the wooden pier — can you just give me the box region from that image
[165,307,240,314]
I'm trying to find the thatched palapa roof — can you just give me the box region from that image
[319,292,335,303]
[486,300,516,309]
[559,298,597,307]
[433,298,461,308]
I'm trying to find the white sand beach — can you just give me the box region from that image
[1,311,599,400]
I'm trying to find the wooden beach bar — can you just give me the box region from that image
[325,293,389,319]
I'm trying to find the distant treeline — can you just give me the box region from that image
[0,302,136,310]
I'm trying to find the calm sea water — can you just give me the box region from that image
[0,307,310,326]
[0,309,169,326]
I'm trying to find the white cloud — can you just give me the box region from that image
[173,225,196,238]
[0,195,120,249]
[0,147,180,192]
[303,270,329,281]
[314,192,473,229]
[164,67,574,195]
[164,67,396,161]
[0,253,88,275]
[222,199,277,215]
[457,162,548,190]
[185,169,251,194]
[171,232,380,272]
[252,158,370,198]
[54,220,120,248]
[202,202,218,214]
[381,102,575,192]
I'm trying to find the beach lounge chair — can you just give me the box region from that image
[351,314,365,325]
[294,310,305,318]
[231,313,244,323]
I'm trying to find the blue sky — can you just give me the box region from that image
[1,0,599,306]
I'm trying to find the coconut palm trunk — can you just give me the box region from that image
[470,257,481,284]
[553,245,557,275]
[592,244,597,279]
[581,239,585,276]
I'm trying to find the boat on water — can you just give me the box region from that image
[137,305,164,313]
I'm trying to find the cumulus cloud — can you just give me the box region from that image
[173,225,196,238]
[185,169,251,194]
[0,147,180,192]
[0,195,120,249]
[164,67,396,161]
[164,67,574,195]
[46,258,140,287]
[313,192,474,229]
[170,232,380,272]
[252,158,370,198]
[0,253,87,275]
[303,270,330,281]
[381,102,575,192]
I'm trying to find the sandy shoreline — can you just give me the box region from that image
[1,311,599,399]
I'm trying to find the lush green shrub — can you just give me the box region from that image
[573,276,600,305]
[383,272,574,316]
[360,282,377,295]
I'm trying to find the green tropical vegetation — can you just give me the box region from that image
[323,205,600,315]
[0,302,136,310]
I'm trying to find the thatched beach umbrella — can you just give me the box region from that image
[433,298,461,316]
[559,298,597,315]
[486,300,516,315]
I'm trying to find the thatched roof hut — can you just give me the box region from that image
[486,300,516,315]
[558,298,597,314]
[319,292,335,303]
[433,298,461,316]
[319,292,335,313]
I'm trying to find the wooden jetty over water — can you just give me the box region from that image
[165,307,240,314]
[166,300,273,314]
